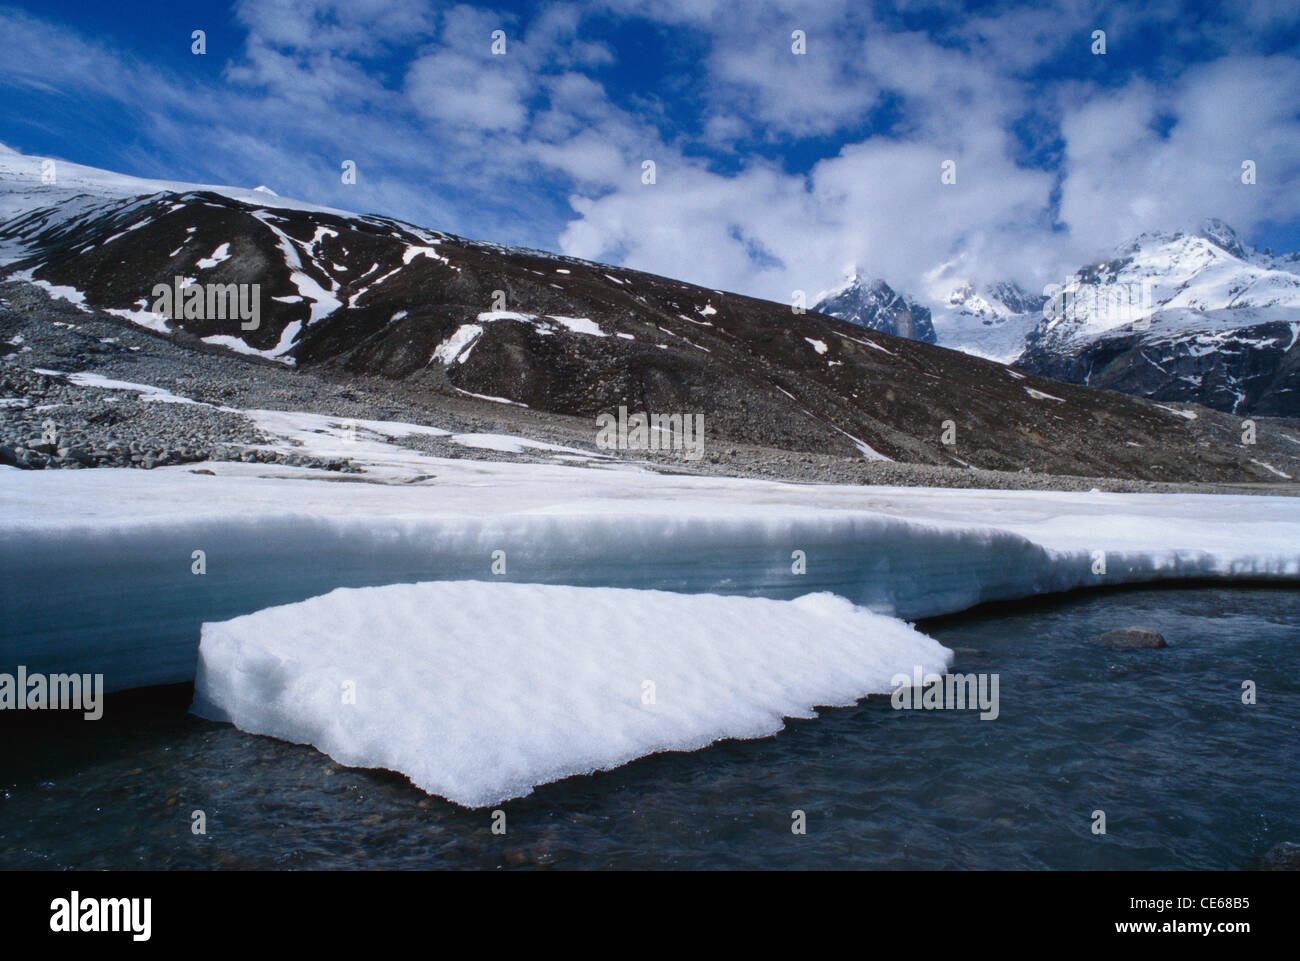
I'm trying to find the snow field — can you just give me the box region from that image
[3,466,1298,692]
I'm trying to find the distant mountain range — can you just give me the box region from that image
[2,145,1297,482]
[815,219,1300,416]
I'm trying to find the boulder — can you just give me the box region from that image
[1260,842,1300,870]
[1099,627,1166,650]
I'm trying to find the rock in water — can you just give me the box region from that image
[1260,842,1300,870]
[1099,627,1167,650]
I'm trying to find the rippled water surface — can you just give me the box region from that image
[2,585,1297,869]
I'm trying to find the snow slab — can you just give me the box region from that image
[60,371,201,404]
[192,582,950,807]
[449,432,596,455]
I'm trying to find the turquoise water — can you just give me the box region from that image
[1,584,1296,869]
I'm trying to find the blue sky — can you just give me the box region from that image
[2,0,1299,304]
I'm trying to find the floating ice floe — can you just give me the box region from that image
[192,581,952,807]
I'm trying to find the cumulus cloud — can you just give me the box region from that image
[0,0,1297,308]
[1059,57,1300,260]
[550,1,1300,299]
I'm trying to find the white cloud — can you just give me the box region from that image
[407,50,529,132]
[1059,57,1300,260]
[233,0,439,55]
[1,0,1297,312]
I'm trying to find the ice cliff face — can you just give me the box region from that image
[5,464,1300,693]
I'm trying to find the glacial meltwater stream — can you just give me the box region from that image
[2,584,1296,870]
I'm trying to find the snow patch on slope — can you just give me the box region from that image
[473,311,606,337]
[432,324,484,365]
[196,243,231,269]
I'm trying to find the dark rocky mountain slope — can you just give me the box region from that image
[4,185,1298,483]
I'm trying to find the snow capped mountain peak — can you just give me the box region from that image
[984,281,1047,316]
[1035,219,1300,350]
[821,219,1298,390]
[946,281,977,308]
[918,280,1047,363]
[1114,228,1185,258]
[941,280,1046,318]
[1198,217,1246,259]
[0,144,351,241]
[1014,219,1300,415]
[1109,218,1270,272]
[812,273,937,343]
[811,265,868,305]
